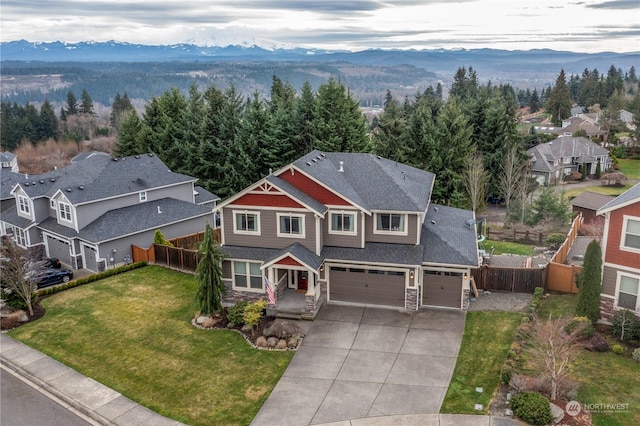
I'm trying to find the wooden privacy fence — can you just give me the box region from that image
[546,213,584,293]
[548,213,583,264]
[132,243,199,273]
[485,228,548,245]
[472,265,545,293]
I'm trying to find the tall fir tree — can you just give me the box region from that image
[79,88,95,115]
[195,222,226,315]
[65,91,78,116]
[371,90,407,162]
[575,240,602,323]
[292,80,316,157]
[546,69,572,126]
[38,99,59,141]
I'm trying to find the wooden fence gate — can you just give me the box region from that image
[472,265,545,293]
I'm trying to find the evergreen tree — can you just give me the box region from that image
[80,88,95,115]
[575,240,602,323]
[195,222,226,315]
[113,110,144,157]
[529,88,540,113]
[595,158,601,179]
[65,91,79,115]
[234,92,270,189]
[292,80,316,157]
[110,92,135,134]
[38,99,59,141]
[371,90,407,161]
[265,76,298,167]
[547,69,572,125]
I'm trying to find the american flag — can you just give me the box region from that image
[264,275,276,305]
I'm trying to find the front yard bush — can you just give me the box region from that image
[510,391,554,426]
[227,301,249,326]
[565,316,595,340]
[633,348,640,363]
[612,309,640,341]
[243,300,267,330]
[612,344,624,355]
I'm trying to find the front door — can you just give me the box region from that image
[297,271,308,291]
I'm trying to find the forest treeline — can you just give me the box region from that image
[2,66,639,215]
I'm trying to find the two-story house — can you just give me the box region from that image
[214,150,479,318]
[527,135,611,185]
[0,152,219,272]
[597,182,640,322]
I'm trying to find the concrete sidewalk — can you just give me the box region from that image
[0,333,184,426]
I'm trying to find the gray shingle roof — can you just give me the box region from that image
[571,191,616,211]
[1,171,23,200]
[0,152,16,163]
[39,198,212,243]
[422,204,479,267]
[597,182,640,214]
[322,242,424,266]
[291,150,434,212]
[16,153,196,204]
[0,207,34,229]
[265,175,328,216]
[194,186,220,205]
[221,245,281,262]
[264,243,323,271]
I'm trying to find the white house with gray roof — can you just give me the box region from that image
[214,150,479,317]
[527,135,612,185]
[1,153,219,272]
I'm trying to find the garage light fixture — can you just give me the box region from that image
[409,270,414,280]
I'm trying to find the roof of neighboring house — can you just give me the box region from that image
[322,242,424,266]
[290,150,434,213]
[527,136,609,173]
[620,110,634,124]
[42,197,212,243]
[70,151,110,162]
[571,191,616,211]
[0,171,23,200]
[421,204,479,267]
[11,153,196,204]
[597,182,640,215]
[0,207,35,229]
[194,186,220,205]
[0,152,16,163]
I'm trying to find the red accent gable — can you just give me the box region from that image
[233,193,303,208]
[276,257,302,266]
[279,169,350,206]
[605,202,640,269]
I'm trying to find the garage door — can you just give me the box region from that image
[47,236,71,265]
[422,271,462,308]
[83,245,97,272]
[329,267,406,307]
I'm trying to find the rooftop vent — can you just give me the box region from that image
[312,158,317,163]
[157,205,162,214]
[431,220,436,225]
[465,219,475,228]
[148,153,154,157]
[320,153,326,158]
[434,207,438,213]
[112,158,119,161]
[66,188,72,192]
[339,161,344,172]
[135,155,140,159]
[306,161,312,166]
[24,182,30,186]
[79,186,84,190]
[50,178,55,182]
[39,180,44,184]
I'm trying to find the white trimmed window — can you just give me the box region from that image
[139,191,147,202]
[330,212,356,234]
[18,195,30,215]
[375,213,407,234]
[58,202,72,222]
[233,261,263,291]
[621,216,640,252]
[15,227,26,247]
[277,213,305,238]
[233,211,260,234]
[616,273,639,311]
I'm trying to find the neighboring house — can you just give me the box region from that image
[214,150,479,318]
[560,113,605,140]
[1,152,19,172]
[527,135,612,185]
[619,109,636,131]
[570,191,615,225]
[597,182,640,322]
[0,153,218,272]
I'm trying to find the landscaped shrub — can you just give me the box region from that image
[546,233,565,250]
[612,344,624,355]
[633,348,640,363]
[242,300,267,331]
[153,229,174,247]
[575,240,602,323]
[565,316,595,340]
[1,287,32,310]
[612,309,640,341]
[510,392,555,426]
[227,301,249,326]
[586,333,610,352]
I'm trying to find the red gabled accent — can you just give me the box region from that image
[605,202,640,269]
[278,168,350,206]
[233,193,303,208]
[276,256,302,266]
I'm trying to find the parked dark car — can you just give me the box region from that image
[43,258,62,269]
[35,269,73,289]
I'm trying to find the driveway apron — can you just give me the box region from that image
[251,304,465,426]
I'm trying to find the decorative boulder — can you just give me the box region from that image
[276,339,287,349]
[255,336,268,347]
[287,334,302,348]
[202,317,216,328]
[267,337,279,348]
[196,315,209,325]
[264,319,301,339]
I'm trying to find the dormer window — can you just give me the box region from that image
[58,202,72,222]
[18,195,30,215]
[139,191,147,202]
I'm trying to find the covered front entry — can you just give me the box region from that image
[328,266,406,307]
[422,270,462,309]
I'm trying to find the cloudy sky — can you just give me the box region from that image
[2,0,639,52]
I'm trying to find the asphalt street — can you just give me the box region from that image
[1,366,95,426]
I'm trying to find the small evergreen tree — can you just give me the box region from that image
[153,229,173,247]
[195,222,226,315]
[595,158,602,179]
[575,240,602,323]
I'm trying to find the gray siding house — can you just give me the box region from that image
[215,150,479,318]
[0,153,219,272]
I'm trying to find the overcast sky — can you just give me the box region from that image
[2,0,639,52]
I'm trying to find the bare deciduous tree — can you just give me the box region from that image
[497,143,526,216]
[464,152,489,213]
[525,314,587,401]
[0,239,44,316]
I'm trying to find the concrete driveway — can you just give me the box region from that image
[251,304,465,426]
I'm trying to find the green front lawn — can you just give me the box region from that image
[483,239,535,256]
[9,266,293,426]
[616,158,640,180]
[440,311,522,414]
[537,292,577,319]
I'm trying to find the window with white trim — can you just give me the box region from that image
[18,195,30,215]
[233,261,263,290]
[139,191,147,202]
[375,213,406,234]
[617,273,639,311]
[277,213,304,238]
[233,211,260,234]
[15,228,26,247]
[58,202,72,222]
[50,199,56,209]
[330,212,356,234]
[622,217,640,251]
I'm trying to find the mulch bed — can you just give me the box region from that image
[1,302,46,331]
